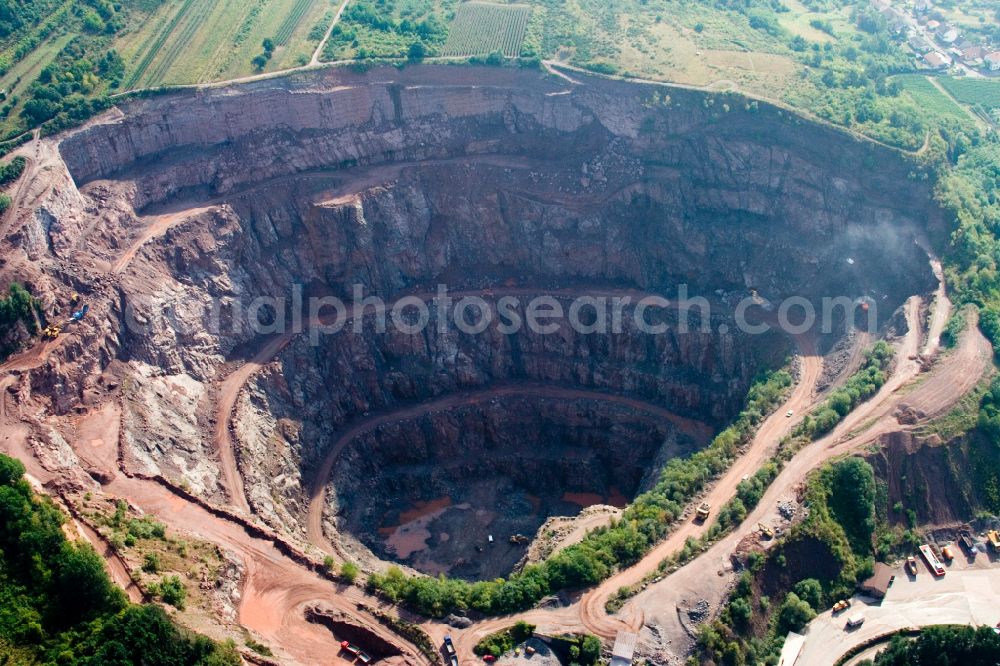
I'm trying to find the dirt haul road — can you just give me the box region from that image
[0,402,429,666]
[449,283,989,661]
[576,334,824,638]
[601,295,991,654]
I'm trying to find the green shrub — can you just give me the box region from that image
[156,575,187,610]
[340,561,359,583]
[474,621,536,657]
[142,553,160,573]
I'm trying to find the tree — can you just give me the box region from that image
[55,543,127,626]
[874,625,1000,665]
[776,592,815,634]
[579,635,601,665]
[729,597,752,629]
[825,458,877,555]
[407,41,426,62]
[0,454,25,485]
[251,54,269,71]
[793,579,823,610]
[82,10,105,33]
[262,38,275,53]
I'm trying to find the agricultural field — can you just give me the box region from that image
[937,77,1000,111]
[114,0,343,87]
[441,3,532,58]
[893,74,972,124]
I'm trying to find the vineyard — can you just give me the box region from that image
[124,0,200,88]
[142,1,216,85]
[893,74,969,123]
[275,0,316,46]
[937,77,1000,110]
[441,2,532,58]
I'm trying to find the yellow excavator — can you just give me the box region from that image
[42,324,61,340]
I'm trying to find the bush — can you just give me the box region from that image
[156,575,187,610]
[340,561,359,583]
[142,553,160,573]
[474,621,536,657]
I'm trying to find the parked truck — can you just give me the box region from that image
[919,544,946,577]
[695,502,711,522]
[443,636,458,666]
[987,530,1000,551]
[959,531,976,555]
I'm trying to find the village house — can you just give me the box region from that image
[924,51,951,69]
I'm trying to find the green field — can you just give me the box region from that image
[116,0,341,87]
[441,2,532,57]
[937,77,1000,110]
[893,74,971,123]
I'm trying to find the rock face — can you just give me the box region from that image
[8,65,942,577]
[867,430,1000,526]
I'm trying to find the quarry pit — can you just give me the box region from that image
[4,65,943,583]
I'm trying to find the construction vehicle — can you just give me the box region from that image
[987,530,1000,551]
[959,531,976,555]
[941,545,955,561]
[70,304,89,321]
[919,544,946,577]
[42,325,60,340]
[340,641,372,663]
[758,523,774,539]
[906,555,918,576]
[69,293,80,305]
[695,502,711,522]
[832,600,851,613]
[510,534,529,546]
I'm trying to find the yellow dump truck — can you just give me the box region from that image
[987,530,1000,551]
[696,502,711,522]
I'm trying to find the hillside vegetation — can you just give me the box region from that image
[698,457,879,664]
[0,454,240,664]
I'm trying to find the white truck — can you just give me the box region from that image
[846,613,865,629]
